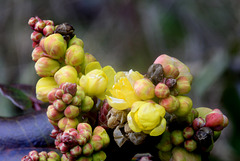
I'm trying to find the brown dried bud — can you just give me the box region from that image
[55,23,75,41]
[146,63,164,85]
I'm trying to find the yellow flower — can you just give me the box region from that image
[80,61,116,100]
[106,70,143,110]
[36,77,58,102]
[127,101,166,136]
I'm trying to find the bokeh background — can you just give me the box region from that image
[0,0,240,160]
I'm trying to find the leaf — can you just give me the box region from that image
[0,109,55,161]
[0,84,32,110]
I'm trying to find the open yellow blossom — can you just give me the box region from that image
[127,101,166,136]
[79,61,116,100]
[106,70,143,110]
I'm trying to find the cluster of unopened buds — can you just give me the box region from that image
[46,82,94,131]
[50,123,109,161]
[21,150,60,161]
[21,16,230,161]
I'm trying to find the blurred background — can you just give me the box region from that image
[0,0,240,160]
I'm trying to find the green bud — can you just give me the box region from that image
[90,135,104,151]
[64,105,80,119]
[171,130,184,146]
[92,151,107,161]
[68,35,84,48]
[81,96,94,112]
[83,143,94,156]
[156,131,172,152]
[93,126,110,148]
[65,45,85,66]
[58,117,79,131]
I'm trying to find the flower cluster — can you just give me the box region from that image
[50,123,109,161]
[21,150,60,161]
[22,16,230,161]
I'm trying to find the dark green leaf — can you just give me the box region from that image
[0,84,33,110]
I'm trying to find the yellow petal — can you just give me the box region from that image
[131,101,145,113]
[137,102,161,130]
[150,118,166,136]
[102,65,116,91]
[114,71,126,83]
[127,112,141,132]
[85,61,102,74]
[126,69,144,87]
[106,96,129,110]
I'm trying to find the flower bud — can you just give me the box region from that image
[43,25,55,37]
[64,105,80,119]
[54,65,78,85]
[194,127,214,152]
[32,41,39,48]
[163,64,179,79]
[43,20,54,26]
[175,76,191,95]
[35,57,60,77]
[47,105,64,121]
[47,88,58,103]
[192,117,205,131]
[65,45,85,66]
[62,93,73,104]
[76,85,86,98]
[184,139,197,152]
[76,133,88,146]
[80,69,108,96]
[29,150,39,161]
[155,83,170,99]
[31,31,43,43]
[71,95,81,106]
[34,20,46,32]
[81,96,94,112]
[58,117,79,131]
[174,96,192,117]
[171,130,184,146]
[65,128,79,137]
[183,127,194,139]
[92,151,107,161]
[55,89,64,99]
[58,142,69,153]
[70,145,82,157]
[77,123,92,134]
[205,109,228,131]
[60,82,77,96]
[48,151,60,160]
[32,46,45,62]
[61,132,78,147]
[160,95,179,113]
[77,156,93,161]
[81,53,97,73]
[146,63,164,85]
[133,78,155,100]
[41,33,67,59]
[53,99,66,112]
[156,131,172,152]
[36,77,58,102]
[79,129,92,142]
[39,151,48,161]
[68,35,84,48]
[48,118,58,126]
[82,143,94,156]
[90,135,104,151]
[28,17,37,29]
[21,155,32,161]
[93,126,110,147]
